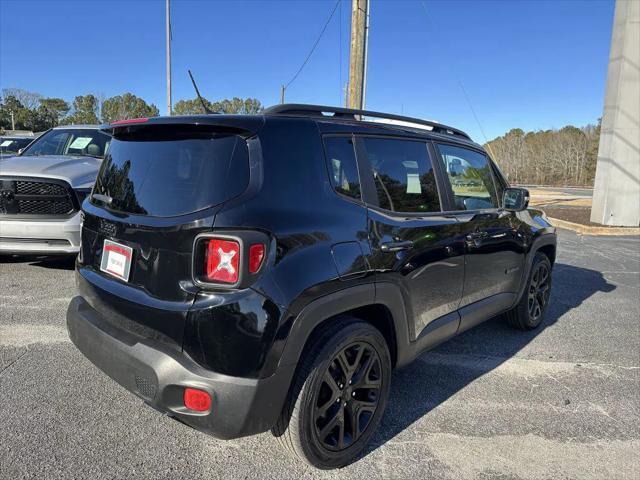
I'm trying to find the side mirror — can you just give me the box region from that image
[503,187,529,212]
[18,148,24,155]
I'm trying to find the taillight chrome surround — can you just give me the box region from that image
[192,231,269,289]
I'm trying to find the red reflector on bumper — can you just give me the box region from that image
[183,388,212,412]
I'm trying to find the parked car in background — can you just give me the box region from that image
[66,105,556,468]
[0,125,111,254]
[0,135,34,157]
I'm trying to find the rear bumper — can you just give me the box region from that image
[66,296,294,439]
[0,212,81,254]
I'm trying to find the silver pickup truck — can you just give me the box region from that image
[0,125,110,255]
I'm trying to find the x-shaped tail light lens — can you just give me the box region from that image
[206,239,240,284]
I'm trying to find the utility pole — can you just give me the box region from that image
[348,0,369,111]
[10,111,15,131]
[166,0,172,116]
[361,0,370,110]
[280,85,285,104]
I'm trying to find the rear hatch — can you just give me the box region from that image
[78,120,255,350]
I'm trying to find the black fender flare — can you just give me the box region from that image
[278,283,376,368]
[277,281,413,371]
[514,232,557,306]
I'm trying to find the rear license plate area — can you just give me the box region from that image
[100,239,133,281]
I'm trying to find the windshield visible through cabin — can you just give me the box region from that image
[21,129,111,158]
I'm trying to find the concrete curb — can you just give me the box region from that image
[548,217,640,236]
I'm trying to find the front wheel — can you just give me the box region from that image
[505,252,552,330]
[272,318,391,469]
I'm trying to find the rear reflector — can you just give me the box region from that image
[111,117,149,126]
[183,388,211,412]
[206,238,240,284]
[248,244,265,274]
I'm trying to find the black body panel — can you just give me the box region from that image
[366,210,465,341]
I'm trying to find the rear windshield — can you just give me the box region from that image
[92,128,249,217]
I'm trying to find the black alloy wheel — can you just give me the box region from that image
[505,252,553,330]
[313,342,382,451]
[272,319,391,469]
[528,261,551,322]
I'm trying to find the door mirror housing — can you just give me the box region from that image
[503,187,529,212]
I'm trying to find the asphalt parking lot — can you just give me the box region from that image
[1,229,638,480]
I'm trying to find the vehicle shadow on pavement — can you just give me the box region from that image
[0,255,76,270]
[364,262,616,459]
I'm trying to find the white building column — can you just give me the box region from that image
[591,0,640,227]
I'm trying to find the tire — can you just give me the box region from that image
[505,252,552,330]
[272,318,391,469]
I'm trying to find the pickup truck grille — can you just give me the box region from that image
[0,178,76,216]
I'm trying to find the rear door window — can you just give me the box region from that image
[361,137,441,213]
[323,136,361,200]
[92,128,248,217]
[435,143,499,210]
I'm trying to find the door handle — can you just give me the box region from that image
[465,231,489,249]
[466,231,489,241]
[380,240,414,252]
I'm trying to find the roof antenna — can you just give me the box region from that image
[188,69,215,114]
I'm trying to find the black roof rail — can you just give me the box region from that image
[263,103,471,140]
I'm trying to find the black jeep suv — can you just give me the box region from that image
[67,104,556,469]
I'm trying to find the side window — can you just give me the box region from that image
[435,144,499,211]
[362,137,440,213]
[324,136,361,200]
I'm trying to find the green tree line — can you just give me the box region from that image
[0,88,263,132]
[485,122,600,187]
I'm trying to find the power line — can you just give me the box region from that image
[284,0,341,90]
[458,80,491,147]
[419,1,493,149]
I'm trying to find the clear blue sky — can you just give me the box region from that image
[0,0,614,141]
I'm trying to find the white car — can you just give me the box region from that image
[0,125,110,255]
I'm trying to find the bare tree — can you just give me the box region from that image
[2,88,42,111]
[485,122,600,187]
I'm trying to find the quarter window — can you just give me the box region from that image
[362,137,440,213]
[435,144,499,210]
[324,136,361,200]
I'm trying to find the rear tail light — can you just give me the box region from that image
[248,244,265,273]
[193,232,269,288]
[183,387,211,412]
[206,238,240,284]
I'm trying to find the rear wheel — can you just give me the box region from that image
[272,319,391,469]
[505,252,552,330]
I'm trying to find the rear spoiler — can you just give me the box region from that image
[101,115,265,138]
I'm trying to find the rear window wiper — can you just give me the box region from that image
[91,193,113,205]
